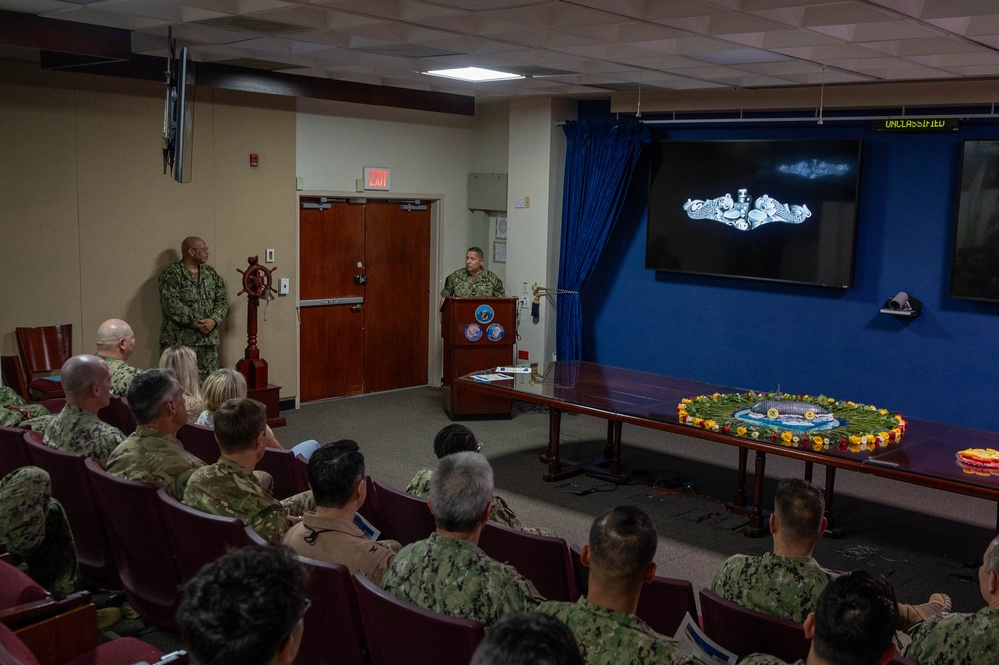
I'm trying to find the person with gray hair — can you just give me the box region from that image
[905,534,999,665]
[43,354,125,466]
[95,318,141,397]
[106,368,205,499]
[381,451,543,628]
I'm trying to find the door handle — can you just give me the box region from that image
[350,304,362,312]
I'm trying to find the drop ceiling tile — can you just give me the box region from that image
[918,0,999,19]
[801,2,898,27]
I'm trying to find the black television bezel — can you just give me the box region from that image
[645,138,863,289]
[949,139,999,303]
[173,47,194,183]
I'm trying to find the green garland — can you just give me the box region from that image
[677,391,907,454]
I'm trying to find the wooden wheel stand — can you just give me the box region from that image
[236,257,285,428]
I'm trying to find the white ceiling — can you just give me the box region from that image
[3,0,999,101]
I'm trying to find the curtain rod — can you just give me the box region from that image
[556,108,999,126]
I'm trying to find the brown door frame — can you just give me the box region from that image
[294,191,443,407]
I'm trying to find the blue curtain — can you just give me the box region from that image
[556,120,651,361]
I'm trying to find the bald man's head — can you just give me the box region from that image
[62,354,112,408]
[96,319,135,360]
[182,236,209,265]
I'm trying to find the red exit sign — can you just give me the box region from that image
[363,167,391,191]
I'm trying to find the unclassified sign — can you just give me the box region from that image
[872,118,959,132]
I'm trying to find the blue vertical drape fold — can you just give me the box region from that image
[556,120,651,361]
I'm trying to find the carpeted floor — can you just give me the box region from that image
[126,385,996,652]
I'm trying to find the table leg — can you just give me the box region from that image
[541,407,563,481]
[734,447,748,508]
[822,466,843,537]
[743,451,769,537]
[607,421,623,475]
[804,461,813,483]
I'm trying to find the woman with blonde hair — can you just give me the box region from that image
[196,368,246,427]
[159,345,204,424]
[196,367,320,459]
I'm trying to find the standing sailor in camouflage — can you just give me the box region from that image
[0,466,78,598]
[741,570,900,665]
[106,369,205,499]
[183,398,313,544]
[905,535,999,665]
[712,478,948,629]
[537,506,703,665]
[159,236,229,381]
[438,247,505,308]
[94,319,141,397]
[382,452,543,628]
[43,355,124,467]
[0,386,49,428]
[407,424,535,532]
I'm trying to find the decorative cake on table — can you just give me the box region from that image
[677,390,907,454]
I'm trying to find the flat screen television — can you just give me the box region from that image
[646,139,863,288]
[162,46,194,183]
[950,140,999,302]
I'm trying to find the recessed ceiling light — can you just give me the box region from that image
[422,67,524,82]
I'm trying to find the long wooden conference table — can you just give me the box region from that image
[459,361,999,536]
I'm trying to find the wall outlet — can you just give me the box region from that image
[278,277,290,295]
[265,248,275,263]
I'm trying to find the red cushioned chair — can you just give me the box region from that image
[353,573,483,665]
[21,433,121,591]
[84,459,183,630]
[0,558,91,632]
[369,479,435,546]
[0,616,173,665]
[257,447,309,500]
[15,326,72,402]
[0,428,31,481]
[636,576,698,637]
[357,476,384,536]
[0,357,30,404]
[156,489,259,583]
[295,556,367,665]
[96,396,136,436]
[478,520,577,602]
[176,424,218,464]
[699,588,811,662]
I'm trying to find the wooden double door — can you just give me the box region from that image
[299,198,430,402]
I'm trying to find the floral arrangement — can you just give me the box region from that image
[676,391,907,454]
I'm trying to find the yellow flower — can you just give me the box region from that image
[736,426,747,437]
[827,398,834,403]
[693,418,703,427]
[879,409,888,415]
[781,431,793,443]
[711,393,720,399]
[704,420,716,430]
[879,431,889,441]
[849,435,862,445]
[682,398,692,404]
[812,436,823,445]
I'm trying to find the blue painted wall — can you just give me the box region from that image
[581,110,999,432]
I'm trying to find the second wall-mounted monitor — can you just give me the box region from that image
[951,140,999,302]
[646,139,863,288]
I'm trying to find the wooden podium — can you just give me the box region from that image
[441,297,516,418]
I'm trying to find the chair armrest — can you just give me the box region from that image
[0,590,91,629]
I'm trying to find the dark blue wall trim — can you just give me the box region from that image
[582,113,999,432]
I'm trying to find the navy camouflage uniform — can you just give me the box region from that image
[381,532,543,629]
[440,268,505,299]
[43,404,124,467]
[96,355,140,398]
[0,387,49,428]
[158,260,229,380]
[537,597,705,665]
[905,607,999,665]
[711,552,834,623]
[0,467,78,598]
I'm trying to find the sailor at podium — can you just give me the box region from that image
[439,246,505,308]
